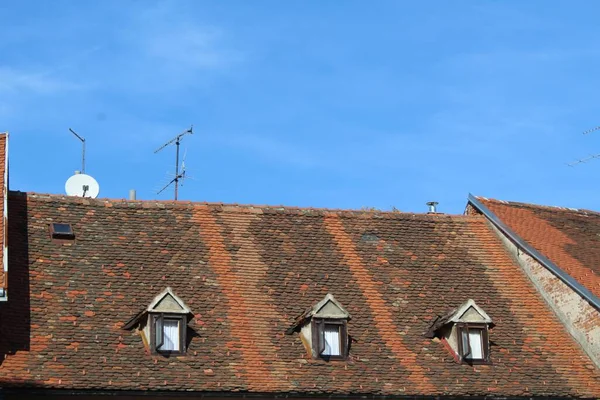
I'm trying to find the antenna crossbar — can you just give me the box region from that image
[154,125,193,200]
[583,126,600,135]
[157,177,178,195]
[154,126,193,154]
[568,153,600,167]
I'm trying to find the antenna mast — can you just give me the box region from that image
[69,128,86,173]
[155,126,193,200]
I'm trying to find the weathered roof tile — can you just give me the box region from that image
[0,192,599,396]
[0,133,6,296]
[475,196,600,301]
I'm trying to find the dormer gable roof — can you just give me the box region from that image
[309,293,350,319]
[424,299,492,338]
[448,299,492,324]
[122,287,191,330]
[286,294,350,334]
[147,287,191,314]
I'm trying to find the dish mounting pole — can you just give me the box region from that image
[69,128,86,174]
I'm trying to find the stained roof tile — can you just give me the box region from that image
[475,196,600,301]
[0,133,6,296]
[0,192,599,397]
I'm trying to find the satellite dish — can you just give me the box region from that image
[65,173,100,198]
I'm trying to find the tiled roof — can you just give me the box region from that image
[1,192,600,397]
[0,133,7,296]
[474,196,600,302]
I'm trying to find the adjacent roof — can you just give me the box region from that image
[471,196,600,305]
[1,192,600,397]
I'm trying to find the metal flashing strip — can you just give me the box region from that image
[468,193,600,311]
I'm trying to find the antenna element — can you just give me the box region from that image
[69,128,86,174]
[154,126,193,200]
[569,126,600,167]
[583,126,600,135]
[568,154,600,167]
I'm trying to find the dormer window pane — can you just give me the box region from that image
[150,313,186,355]
[461,328,484,360]
[159,319,180,351]
[322,324,341,356]
[469,331,483,359]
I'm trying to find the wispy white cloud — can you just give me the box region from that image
[0,67,83,94]
[0,44,101,122]
[0,43,101,93]
[110,2,242,90]
[143,26,239,70]
[210,133,323,169]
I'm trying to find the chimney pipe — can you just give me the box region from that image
[426,201,439,213]
[129,189,136,200]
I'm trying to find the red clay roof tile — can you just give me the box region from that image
[0,192,599,397]
[0,133,6,296]
[475,197,600,302]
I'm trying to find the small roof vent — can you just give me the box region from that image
[426,201,439,213]
[50,223,75,240]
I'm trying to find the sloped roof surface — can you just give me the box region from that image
[1,192,600,397]
[0,133,6,292]
[475,197,600,301]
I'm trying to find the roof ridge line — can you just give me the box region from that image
[474,195,600,216]
[15,191,483,219]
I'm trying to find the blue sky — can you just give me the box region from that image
[2,1,600,214]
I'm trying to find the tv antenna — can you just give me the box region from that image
[568,126,600,167]
[154,126,193,200]
[69,128,86,173]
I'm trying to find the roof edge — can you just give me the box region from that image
[0,132,7,302]
[1,388,588,399]
[12,191,484,220]
[474,196,600,216]
[468,193,600,311]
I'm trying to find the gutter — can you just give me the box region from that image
[468,193,600,311]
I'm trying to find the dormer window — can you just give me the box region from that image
[425,299,492,364]
[313,319,348,359]
[152,314,186,354]
[122,287,192,356]
[286,294,351,361]
[457,323,489,361]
